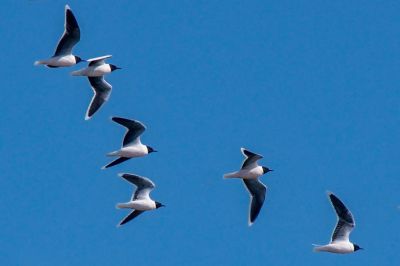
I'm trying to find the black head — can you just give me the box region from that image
[110,64,122,71]
[74,56,84,63]
[262,166,273,174]
[147,146,157,153]
[353,244,363,251]
[155,202,165,208]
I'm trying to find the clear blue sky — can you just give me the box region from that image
[1,1,399,265]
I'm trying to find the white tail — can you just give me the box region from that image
[312,244,323,252]
[107,150,120,157]
[70,70,83,76]
[34,60,45,66]
[116,203,127,209]
[223,172,239,178]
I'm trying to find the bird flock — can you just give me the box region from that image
[34,5,363,255]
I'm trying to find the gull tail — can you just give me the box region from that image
[312,244,323,252]
[70,69,83,76]
[223,172,239,178]
[107,150,120,157]
[34,60,45,66]
[116,203,126,209]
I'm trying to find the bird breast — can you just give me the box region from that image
[130,200,156,211]
[241,166,264,179]
[87,64,112,77]
[49,54,76,66]
[119,145,148,158]
[316,242,354,254]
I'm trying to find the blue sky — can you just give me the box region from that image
[1,1,400,265]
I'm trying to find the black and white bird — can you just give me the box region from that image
[71,55,121,120]
[34,5,84,68]
[224,148,273,225]
[313,192,363,254]
[102,117,156,169]
[116,173,164,227]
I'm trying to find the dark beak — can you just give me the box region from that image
[116,67,122,70]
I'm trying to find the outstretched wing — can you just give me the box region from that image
[85,77,112,120]
[243,178,267,226]
[87,55,112,67]
[118,210,144,227]
[119,173,155,200]
[328,192,355,243]
[54,5,80,56]
[241,148,263,169]
[112,117,146,147]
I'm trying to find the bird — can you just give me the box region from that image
[102,117,156,169]
[313,192,363,254]
[71,55,121,120]
[34,5,84,68]
[224,148,273,225]
[116,173,165,227]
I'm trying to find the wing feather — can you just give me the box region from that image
[241,148,263,169]
[328,192,355,243]
[54,5,80,56]
[243,179,267,225]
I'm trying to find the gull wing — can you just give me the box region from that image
[119,173,155,200]
[112,117,146,147]
[328,192,355,243]
[54,5,80,56]
[85,77,112,120]
[87,55,112,67]
[241,148,263,169]
[118,210,144,227]
[243,178,267,226]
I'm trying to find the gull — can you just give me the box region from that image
[71,55,121,119]
[116,173,165,227]
[102,117,156,169]
[34,5,84,67]
[224,148,273,225]
[313,192,363,254]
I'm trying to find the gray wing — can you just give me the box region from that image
[118,210,144,227]
[328,192,355,243]
[241,148,263,169]
[243,178,267,225]
[87,55,112,67]
[54,5,80,56]
[85,77,112,120]
[119,173,155,200]
[112,117,146,147]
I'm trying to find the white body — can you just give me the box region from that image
[224,166,264,179]
[71,64,112,77]
[117,199,156,211]
[108,143,148,158]
[313,242,355,254]
[34,54,77,67]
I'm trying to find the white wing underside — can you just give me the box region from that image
[330,220,354,243]
[87,55,112,66]
[132,188,152,201]
[240,148,263,170]
[124,136,142,147]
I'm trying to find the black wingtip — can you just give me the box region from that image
[241,148,263,158]
[103,157,130,169]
